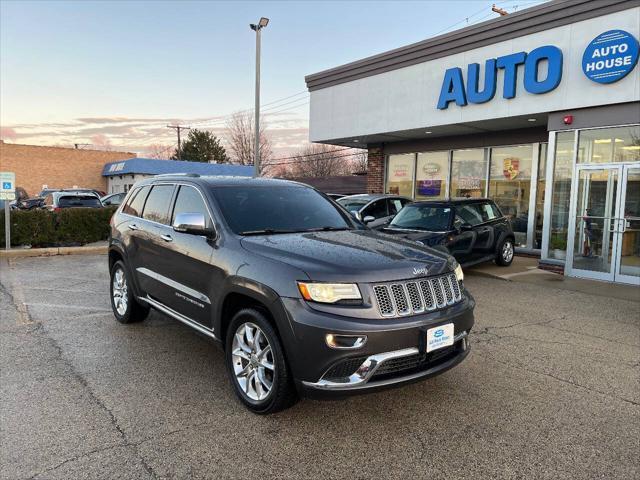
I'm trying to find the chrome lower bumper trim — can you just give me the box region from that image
[302,331,468,391]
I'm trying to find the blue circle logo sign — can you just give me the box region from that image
[582,30,639,84]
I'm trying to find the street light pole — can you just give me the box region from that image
[250,17,269,177]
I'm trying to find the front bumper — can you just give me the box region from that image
[278,291,474,397]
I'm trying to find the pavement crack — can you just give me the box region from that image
[24,321,158,479]
[0,263,34,325]
[476,352,640,407]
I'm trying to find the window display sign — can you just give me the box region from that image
[387,154,415,197]
[503,158,520,180]
[416,152,448,199]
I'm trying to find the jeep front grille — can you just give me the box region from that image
[372,273,462,317]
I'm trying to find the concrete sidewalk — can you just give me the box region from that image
[0,240,108,258]
[466,255,640,303]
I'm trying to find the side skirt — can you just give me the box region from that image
[138,295,219,341]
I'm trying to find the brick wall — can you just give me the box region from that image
[366,146,385,194]
[0,141,134,197]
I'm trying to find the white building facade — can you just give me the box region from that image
[306,0,640,285]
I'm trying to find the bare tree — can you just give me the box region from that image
[350,149,368,173]
[146,144,174,160]
[287,144,351,178]
[225,111,273,174]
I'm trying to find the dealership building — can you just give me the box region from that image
[306,0,640,285]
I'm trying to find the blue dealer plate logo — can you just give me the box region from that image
[582,30,639,84]
[434,329,444,338]
[2,182,12,190]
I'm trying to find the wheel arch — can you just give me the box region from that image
[216,277,293,349]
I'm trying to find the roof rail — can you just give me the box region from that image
[154,173,200,178]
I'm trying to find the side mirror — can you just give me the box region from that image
[173,212,212,236]
[363,215,375,224]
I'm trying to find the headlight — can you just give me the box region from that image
[297,282,362,304]
[454,263,464,282]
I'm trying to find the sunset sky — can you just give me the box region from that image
[1,0,546,157]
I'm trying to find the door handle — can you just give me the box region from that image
[128,224,139,231]
[160,234,173,242]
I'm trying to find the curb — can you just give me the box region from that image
[0,245,108,258]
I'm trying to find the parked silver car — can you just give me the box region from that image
[337,194,412,228]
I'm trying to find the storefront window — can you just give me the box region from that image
[548,132,575,260]
[386,154,415,197]
[577,126,640,163]
[415,151,449,200]
[488,145,533,247]
[535,143,547,249]
[450,149,487,198]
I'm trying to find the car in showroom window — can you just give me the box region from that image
[379,198,515,267]
[336,193,411,228]
[108,176,474,414]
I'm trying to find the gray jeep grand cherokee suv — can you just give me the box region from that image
[108,175,475,413]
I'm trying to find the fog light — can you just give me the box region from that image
[325,334,367,349]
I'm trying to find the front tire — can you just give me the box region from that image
[110,260,150,323]
[225,308,297,414]
[495,237,514,266]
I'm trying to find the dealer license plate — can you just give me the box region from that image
[426,323,454,353]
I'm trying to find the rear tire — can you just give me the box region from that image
[495,237,514,266]
[225,308,298,414]
[110,260,150,323]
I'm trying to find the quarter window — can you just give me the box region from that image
[172,185,211,228]
[142,185,174,224]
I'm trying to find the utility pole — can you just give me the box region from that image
[167,125,191,160]
[250,17,269,177]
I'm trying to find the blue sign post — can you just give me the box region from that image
[582,30,639,84]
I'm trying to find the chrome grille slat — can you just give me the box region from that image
[373,285,394,317]
[405,282,424,314]
[372,273,462,318]
[390,284,410,316]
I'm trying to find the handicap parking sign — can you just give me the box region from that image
[0,172,16,201]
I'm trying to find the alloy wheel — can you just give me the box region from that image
[112,267,129,316]
[231,322,275,401]
[502,240,514,263]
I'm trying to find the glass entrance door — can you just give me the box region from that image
[615,166,640,285]
[567,164,640,284]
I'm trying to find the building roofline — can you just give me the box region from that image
[305,0,638,91]
[0,141,134,155]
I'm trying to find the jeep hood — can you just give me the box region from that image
[240,230,451,283]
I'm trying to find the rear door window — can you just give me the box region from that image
[171,185,211,228]
[363,199,388,219]
[58,195,101,207]
[455,204,484,226]
[142,185,175,225]
[388,198,405,215]
[122,186,150,217]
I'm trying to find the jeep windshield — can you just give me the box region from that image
[211,185,355,235]
[389,204,452,231]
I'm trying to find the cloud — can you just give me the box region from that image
[2,111,311,156]
[0,127,17,141]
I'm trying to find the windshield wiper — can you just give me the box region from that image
[302,226,351,232]
[239,229,300,236]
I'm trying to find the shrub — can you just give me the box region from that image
[0,207,117,248]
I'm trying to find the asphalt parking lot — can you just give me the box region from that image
[1,254,638,480]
